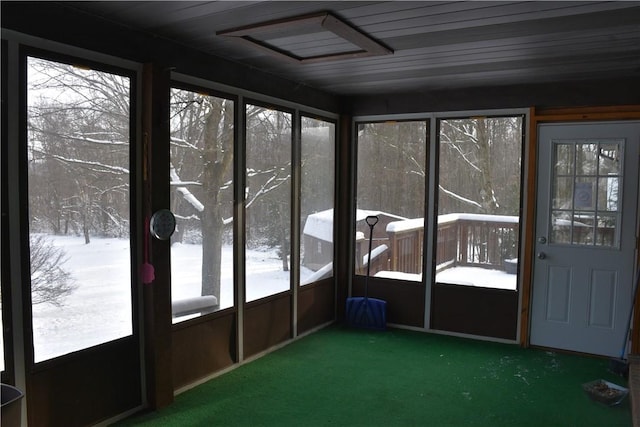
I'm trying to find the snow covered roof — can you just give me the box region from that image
[302,209,335,242]
[303,209,408,243]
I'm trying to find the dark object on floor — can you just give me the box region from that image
[628,355,640,427]
[582,379,629,406]
[611,358,631,378]
[346,215,386,330]
[1,383,24,427]
[609,268,640,378]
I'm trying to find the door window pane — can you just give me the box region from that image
[598,177,619,211]
[576,143,598,175]
[245,105,291,301]
[551,211,571,244]
[596,214,617,246]
[169,88,234,322]
[27,57,132,362]
[435,117,523,290]
[549,140,623,248]
[554,143,574,175]
[355,121,427,281]
[599,144,620,174]
[552,177,573,209]
[300,117,335,286]
[574,178,596,210]
[572,213,595,245]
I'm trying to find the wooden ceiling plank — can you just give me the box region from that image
[350,1,638,34]
[23,1,640,96]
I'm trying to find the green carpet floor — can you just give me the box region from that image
[116,325,631,426]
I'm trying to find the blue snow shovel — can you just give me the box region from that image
[346,215,387,330]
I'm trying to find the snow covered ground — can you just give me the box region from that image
[0,236,517,369]
[0,235,314,365]
[169,242,297,309]
[170,241,315,322]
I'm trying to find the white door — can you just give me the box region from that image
[530,121,640,357]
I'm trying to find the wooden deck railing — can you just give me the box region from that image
[356,213,520,276]
[386,218,424,274]
[437,214,519,271]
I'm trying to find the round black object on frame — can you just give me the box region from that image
[150,209,176,240]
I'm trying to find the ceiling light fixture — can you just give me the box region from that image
[217,12,393,63]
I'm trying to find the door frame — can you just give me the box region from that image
[522,106,640,352]
[3,30,147,426]
[530,120,639,356]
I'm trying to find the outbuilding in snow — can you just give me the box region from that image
[302,209,407,271]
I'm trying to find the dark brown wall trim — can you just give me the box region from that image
[431,283,518,340]
[27,338,141,426]
[352,276,425,328]
[298,279,335,334]
[142,63,174,410]
[346,78,640,116]
[243,294,292,359]
[172,313,236,390]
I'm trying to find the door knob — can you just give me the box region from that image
[538,236,547,244]
[537,252,546,259]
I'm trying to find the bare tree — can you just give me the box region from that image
[356,117,522,219]
[170,91,296,303]
[169,90,234,302]
[28,57,131,241]
[29,234,76,306]
[357,121,427,218]
[439,117,522,215]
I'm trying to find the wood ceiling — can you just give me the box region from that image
[8,1,640,96]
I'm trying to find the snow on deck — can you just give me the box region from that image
[386,218,424,233]
[436,266,517,290]
[375,266,517,291]
[438,213,519,225]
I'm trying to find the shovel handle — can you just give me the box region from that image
[366,215,379,227]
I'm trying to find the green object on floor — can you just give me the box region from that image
[115,325,631,426]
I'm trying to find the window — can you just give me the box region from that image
[300,116,335,285]
[27,56,133,362]
[169,87,235,322]
[435,116,523,290]
[550,140,622,247]
[245,104,292,301]
[355,120,427,281]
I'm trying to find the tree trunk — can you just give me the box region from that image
[83,224,90,244]
[201,203,222,300]
[83,199,91,244]
[199,98,233,304]
[476,119,499,214]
